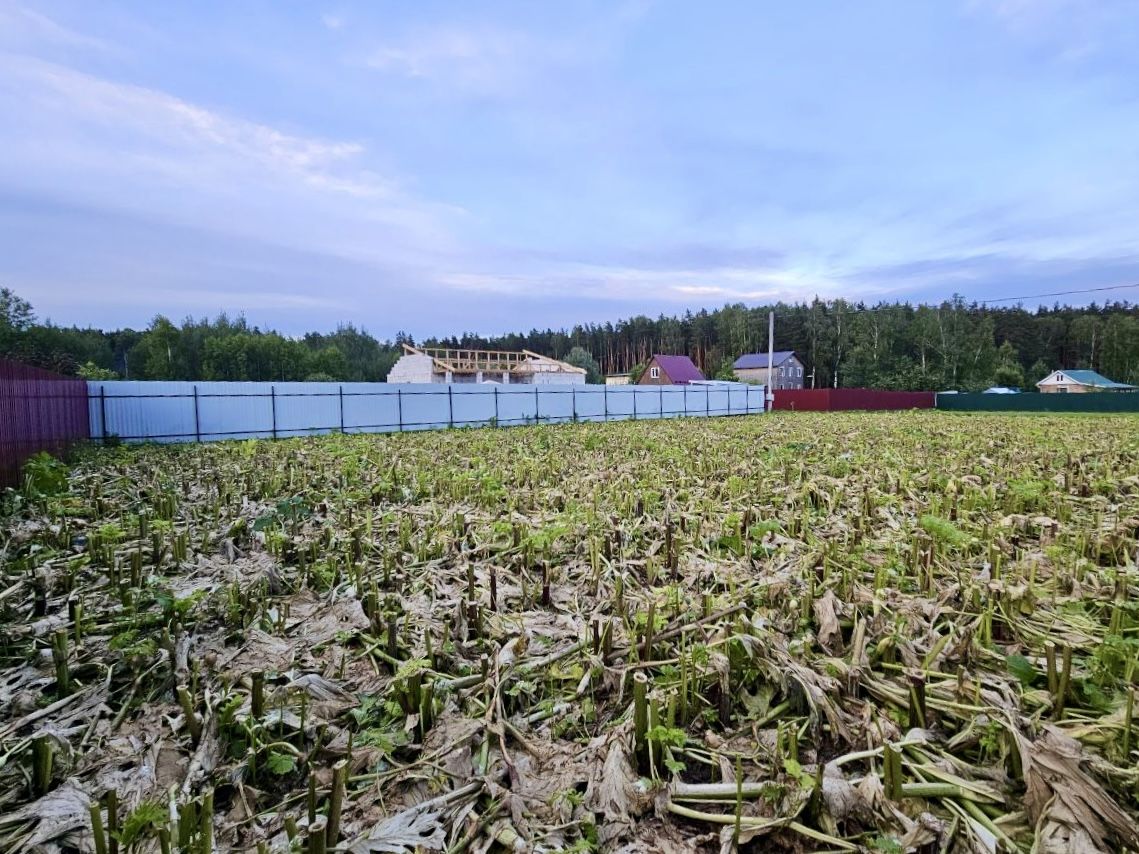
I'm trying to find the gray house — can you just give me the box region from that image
[733,351,805,389]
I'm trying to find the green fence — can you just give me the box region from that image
[936,392,1139,413]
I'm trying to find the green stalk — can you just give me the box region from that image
[732,755,743,850]
[641,599,656,662]
[251,670,264,720]
[326,759,348,846]
[178,800,196,850]
[883,744,902,801]
[308,817,327,854]
[1123,687,1134,759]
[89,803,108,854]
[908,671,927,729]
[106,790,119,854]
[176,685,202,743]
[32,734,53,795]
[198,789,213,854]
[633,672,649,773]
[1056,645,1072,719]
[52,631,70,697]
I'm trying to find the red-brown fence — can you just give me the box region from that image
[772,388,935,412]
[0,359,89,488]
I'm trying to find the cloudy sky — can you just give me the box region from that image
[2,1,1139,337]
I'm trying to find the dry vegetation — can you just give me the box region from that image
[2,411,1139,853]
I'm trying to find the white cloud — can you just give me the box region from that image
[964,0,1124,62]
[321,13,344,31]
[0,4,114,52]
[436,263,891,306]
[0,53,469,271]
[362,25,577,96]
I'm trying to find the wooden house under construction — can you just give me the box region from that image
[387,344,586,385]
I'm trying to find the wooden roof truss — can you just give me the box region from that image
[402,344,585,375]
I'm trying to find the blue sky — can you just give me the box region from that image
[2,1,1139,337]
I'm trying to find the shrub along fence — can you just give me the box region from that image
[936,392,1139,413]
[0,359,90,487]
[87,381,766,443]
[773,388,935,411]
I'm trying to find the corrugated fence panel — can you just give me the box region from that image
[0,359,89,486]
[936,392,1139,412]
[774,389,935,411]
[87,380,767,443]
[343,383,400,433]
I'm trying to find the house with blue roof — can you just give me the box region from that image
[1036,369,1136,394]
[733,351,805,389]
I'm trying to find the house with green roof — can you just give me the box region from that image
[1036,369,1136,394]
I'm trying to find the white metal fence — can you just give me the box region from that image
[87,381,766,443]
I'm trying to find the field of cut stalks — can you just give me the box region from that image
[2,411,1138,853]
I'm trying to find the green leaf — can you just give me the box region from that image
[115,800,166,846]
[266,750,297,776]
[782,758,815,789]
[1006,654,1037,687]
[646,726,687,749]
[252,513,278,532]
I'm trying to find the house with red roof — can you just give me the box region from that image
[638,354,705,385]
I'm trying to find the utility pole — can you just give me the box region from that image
[766,311,775,412]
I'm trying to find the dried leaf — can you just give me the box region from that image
[813,589,843,654]
[1016,726,1139,853]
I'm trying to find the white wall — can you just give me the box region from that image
[87,381,765,443]
[386,354,437,384]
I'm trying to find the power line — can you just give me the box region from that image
[770,281,1139,319]
[978,282,1139,305]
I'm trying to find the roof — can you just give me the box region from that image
[651,354,705,384]
[1038,369,1136,390]
[401,344,585,375]
[733,351,797,370]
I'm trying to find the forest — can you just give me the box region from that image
[2,287,1137,391]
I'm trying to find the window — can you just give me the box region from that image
[649,366,660,379]
[797,367,802,377]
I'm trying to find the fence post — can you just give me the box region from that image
[632,388,637,420]
[494,385,499,425]
[604,384,608,420]
[534,385,539,424]
[271,386,277,439]
[193,385,201,442]
[448,385,454,428]
[572,386,576,421]
[397,387,403,432]
[659,384,663,418]
[727,386,732,416]
[705,386,709,416]
[99,386,107,444]
[339,385,345,433]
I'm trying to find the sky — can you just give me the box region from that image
[2,0,1139,338]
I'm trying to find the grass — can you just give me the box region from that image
[1,411,1138,852]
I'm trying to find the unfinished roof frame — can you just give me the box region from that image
[401,344,586,377]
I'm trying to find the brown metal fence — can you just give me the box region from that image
[773,388,935,411]
[0,359,90,488]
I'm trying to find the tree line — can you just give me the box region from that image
[2,287,1137,391]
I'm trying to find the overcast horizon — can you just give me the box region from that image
[3,1,1139,338]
